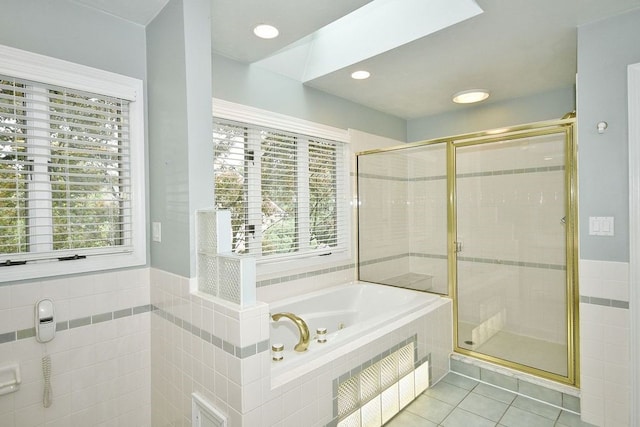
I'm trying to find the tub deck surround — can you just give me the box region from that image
[151,269,454,426]
[268,282,446,388]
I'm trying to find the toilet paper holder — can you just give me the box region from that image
[0,363,21,396]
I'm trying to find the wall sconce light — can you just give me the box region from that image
[597,121,608,134]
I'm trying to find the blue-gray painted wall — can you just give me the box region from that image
[212,53,407,141]
[406,86,575,142]
[577,9,640,263]
[2,0,638,276]
[405,8,640,263]
[146,0,213,278]
[0,0,146,81]
[0,0,151,281]
[146,0,192,277]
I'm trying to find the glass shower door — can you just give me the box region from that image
[454,130,573,379]
[358,143,448,294]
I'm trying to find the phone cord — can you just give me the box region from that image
[42,354,52,408]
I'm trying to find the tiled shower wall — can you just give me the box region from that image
[0,268,151,427]
[360,134,569,344]
[579,259,630,427]
[454,164,567,344]
[407,144,449,295]
[358,151,411,281]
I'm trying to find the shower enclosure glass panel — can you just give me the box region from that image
[358,143,448,294]
[454,133,569,377]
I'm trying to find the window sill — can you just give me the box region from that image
[0,251,146,284]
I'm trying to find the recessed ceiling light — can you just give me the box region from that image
[253,24,279,39]
[452,89,490,104]
[351,70,371,80]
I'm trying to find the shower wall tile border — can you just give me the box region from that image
[457,256,566,271]
[359,253,447,267]
[0,303,153,345]
[456,165,565,179]
[409,252,448,260]
[256,261,355,287]
[357,172,411,181]
[359,253,409,267]
[361,253,564,271]
[357,165,564,183]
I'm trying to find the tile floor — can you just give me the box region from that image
[386,372,596,427]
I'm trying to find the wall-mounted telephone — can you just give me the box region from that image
[35,299,55,343]
[34,299,54,407]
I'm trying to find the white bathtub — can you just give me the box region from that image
[269,281,444,386]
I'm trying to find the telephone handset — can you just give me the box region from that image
[35,299,55,343]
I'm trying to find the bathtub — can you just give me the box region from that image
[269,281,444,386]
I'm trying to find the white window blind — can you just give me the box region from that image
[0,74,132,264]
[213,117,347,260]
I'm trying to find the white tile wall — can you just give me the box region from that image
[0,268,151,427]
[579,260,630,302]
[150,267,453,427]
[151,268,272,427]
[579,259,630,427]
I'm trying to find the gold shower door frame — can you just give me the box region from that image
[355,117,578,386]
[448,119,578,386]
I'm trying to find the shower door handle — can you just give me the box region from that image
[454,241,463,253]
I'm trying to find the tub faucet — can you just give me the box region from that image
[271,312,310,352]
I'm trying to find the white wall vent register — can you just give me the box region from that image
[192,392,227,427]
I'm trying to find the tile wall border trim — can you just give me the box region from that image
[0,303,153,345]
[456,165,565,179]
[357,165,565,184]
[152,306,270,359]
[457,256,566,271]
[580,295,629,309]
[361,253,565,271]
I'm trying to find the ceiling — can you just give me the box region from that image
[72,0,640,120]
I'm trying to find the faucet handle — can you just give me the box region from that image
[271,343,284,361]
[316,328,327,343]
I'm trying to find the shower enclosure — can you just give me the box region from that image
[357,118,578,384]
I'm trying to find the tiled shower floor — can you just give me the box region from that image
[457,322,567,376]
[385,372,595,427]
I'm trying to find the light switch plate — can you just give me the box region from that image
[152,222,162,242]
[589,216,614,236]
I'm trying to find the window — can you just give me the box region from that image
[213,107,349,265]
[0,45,145,282]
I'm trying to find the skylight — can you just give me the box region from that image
[253,0,483,82]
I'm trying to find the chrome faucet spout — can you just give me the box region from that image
[271,312,310,352]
